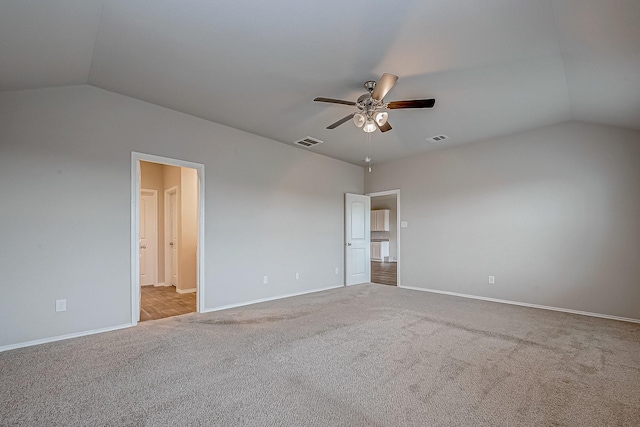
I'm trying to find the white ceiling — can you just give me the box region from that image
[1,0,639,165]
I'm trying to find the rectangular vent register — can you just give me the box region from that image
[426,134,449,143]
[294,136,323,148]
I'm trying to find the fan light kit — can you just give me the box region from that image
[364,119,376,133]
[353,112,388,133]
[314,73,436,133]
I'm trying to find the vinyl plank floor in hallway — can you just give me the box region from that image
[371,261,397,286]
[140,286,196,322]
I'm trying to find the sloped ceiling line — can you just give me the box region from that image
[86,0,108,86]
[550,0,576,123]
[1,1,638,165]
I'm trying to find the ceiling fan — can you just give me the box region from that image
[314,73,435,133]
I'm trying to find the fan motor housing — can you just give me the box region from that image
[364,80,376,92]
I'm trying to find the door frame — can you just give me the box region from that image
[140,188,158,286]
[131,152,205,325]
[164,186,179,289]
[366,189,401,287]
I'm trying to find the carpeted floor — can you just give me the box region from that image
[1,284,639,426]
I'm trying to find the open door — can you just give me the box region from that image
[139,189,158,287]
[345,193,371,285]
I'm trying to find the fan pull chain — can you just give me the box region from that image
[367,132,372,173]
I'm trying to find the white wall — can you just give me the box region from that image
[0,85,363,348]
[365,121,640,320]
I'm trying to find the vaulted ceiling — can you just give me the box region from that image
[1,0,639,165]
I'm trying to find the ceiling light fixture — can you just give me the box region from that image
[354,112,386,133]
[375,112,388,126]
[363,119,376,133]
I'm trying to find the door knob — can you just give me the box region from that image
[169,242,174,246]
[140,245,146,249]
[347,243,352,246]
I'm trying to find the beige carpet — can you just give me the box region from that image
[1,284,639,426]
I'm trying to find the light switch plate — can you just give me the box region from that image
[56,299,67,312]
[401,221,408,228]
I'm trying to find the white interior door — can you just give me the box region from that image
[165,187,179,288]
[139,190,158,286]
[345,193,370,285]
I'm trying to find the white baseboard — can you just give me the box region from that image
[202,285,343,313]
[399,286,640,324]
[153,282,168,287]
[0,323,133,353]
[176,287,196,294]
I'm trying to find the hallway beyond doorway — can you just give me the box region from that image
[140,286,196,321]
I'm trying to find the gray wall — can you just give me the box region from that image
[0,85,363,347]
[365,122,640,320]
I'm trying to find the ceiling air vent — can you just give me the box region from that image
[426,134,449,143]
[293,136,324,148]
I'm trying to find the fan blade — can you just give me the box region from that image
[327,113,356,129]
[314,97,356,106]
[376,121,392,133]
[371,73,398,100]
[387,99,436,109]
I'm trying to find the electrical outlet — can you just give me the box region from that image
[488,276,495,284]
[263,276,268,284]
[295,272,299,280]
[335,267,339,275]
[401,221,408,228]
[56,299,67,312]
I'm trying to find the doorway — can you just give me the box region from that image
[368,190,400,286]
[131,152,205,325]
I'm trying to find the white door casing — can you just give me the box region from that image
[165,187,179,288]
[345,193,370,286]
[139,189,158,286]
